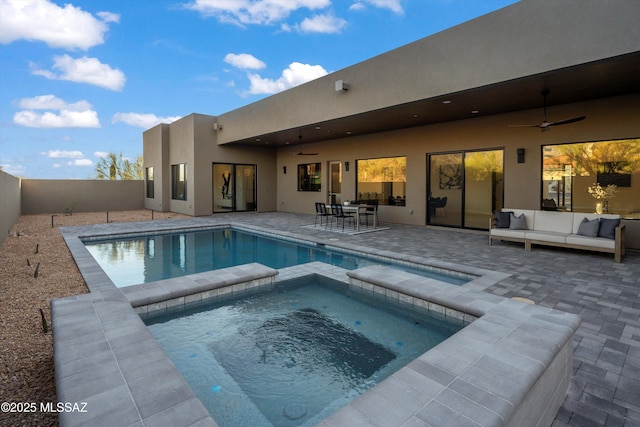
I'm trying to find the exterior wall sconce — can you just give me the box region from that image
[517,148,525,163]
[213,123,222,131]
[335,80,349,92]
[283,166,287,174]
[345,161,349,171]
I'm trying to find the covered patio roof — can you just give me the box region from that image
[224,52,640,148]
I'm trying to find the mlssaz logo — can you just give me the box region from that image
[40,402,88,413]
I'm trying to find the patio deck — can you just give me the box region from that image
[56,211,640,426]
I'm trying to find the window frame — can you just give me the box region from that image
[145,166,154,199]
[171,163,187,201]
[356,156,407,206]
[541,138,639,217]
[298,162,322,192]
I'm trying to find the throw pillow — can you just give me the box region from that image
[598,218,620,240]
[494,210,512,228]
[509,213,528,230]
[577,217,600,237]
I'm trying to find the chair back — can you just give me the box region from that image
[331,203,343,216]
[315,202,324,214]
[440,197,447,208]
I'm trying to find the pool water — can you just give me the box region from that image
[145,275,465,427]
[84,228,468,287]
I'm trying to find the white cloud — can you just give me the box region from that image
[31,55,126,91]
[41,150,93,167]
[112,113,182,129]
[0,0,119,50]
[17,94,91,112]
[247,62,328,94]
[184,0,331,26]
[224,53,266,70]
[371,0,404,14]
[14,110,100,128]
[69,159,93,167]
[297,13,346,33]
[350,0,404,14]
[43,150,84,159]
[0,163,26,176]
[94,151,110,158]
[96,11,120,23]
[14,95,99,128]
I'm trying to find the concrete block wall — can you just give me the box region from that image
[0,170,21,245]
[21,179,144,214]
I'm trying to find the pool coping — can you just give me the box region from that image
[54,218,580,427]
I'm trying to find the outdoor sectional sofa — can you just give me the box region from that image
[489,209,625,262]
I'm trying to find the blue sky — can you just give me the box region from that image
[0,0,518,179]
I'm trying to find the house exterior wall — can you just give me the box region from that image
[144,114,278,216]
[216,0,640,144]
[277,94,640,225]
[143,123,170,212]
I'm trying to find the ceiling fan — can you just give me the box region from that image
[508,88,586,132]
[294,133,318,155]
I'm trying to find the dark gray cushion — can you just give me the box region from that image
[509,213,528,230]
[577,217,600,237]
[494,210,512,228]
[598,218,620,240]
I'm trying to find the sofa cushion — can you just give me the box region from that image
[566,235,615,250]
[509,213,528,230]
[525,230,568,244]
[533,211,574,233]
[577,217,600,238]
[598,218,620,240]
[494,210,512,228]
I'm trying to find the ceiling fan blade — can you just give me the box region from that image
[547,116,586,127]
[293,132,318,155]
[507,89,586,131]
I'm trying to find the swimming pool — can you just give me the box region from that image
[83,227,469,287]
[145,274,466,427]
[56,218,576,427]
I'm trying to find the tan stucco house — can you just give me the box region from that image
[143,0,640,231]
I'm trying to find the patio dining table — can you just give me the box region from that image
[342,204,378,231]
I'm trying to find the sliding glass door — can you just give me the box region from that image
[213,163,256,213]
[427,149,503,229]
[428,153,463,227]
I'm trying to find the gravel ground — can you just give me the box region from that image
[0,210,187,427]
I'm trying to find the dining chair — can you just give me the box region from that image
[315,202,330,227]
[330,203,355,230]
[359,199,378,228]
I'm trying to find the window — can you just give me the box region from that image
[145,167,154,198]
[213,163,257,213]
[171,163,187,200]
[428,150,504,229]
[542,139,639,218]
[357,157,406,205]
[298,163,321,191]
